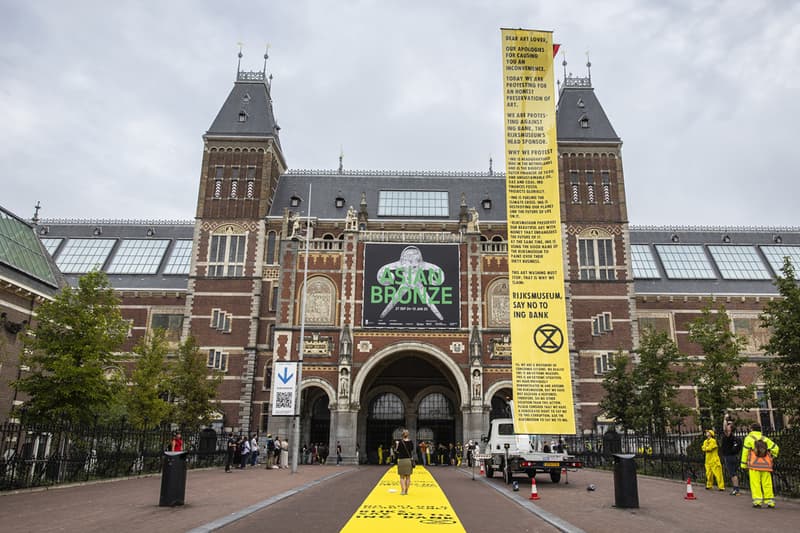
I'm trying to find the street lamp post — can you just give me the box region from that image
[291,184,312,474]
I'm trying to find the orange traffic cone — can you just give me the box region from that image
[529,477,540,500]
[479,461,485,476]
[684,478,696,500]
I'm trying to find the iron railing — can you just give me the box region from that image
[563,427,800,498]
[0,418,227,491]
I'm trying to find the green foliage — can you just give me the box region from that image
[687,305,753,432]
[169,336,222,431]
[601,328,689,434]
[759,258,800,422]
[14,271,128,424]
[125,329,173,428]
[599,352,636,432]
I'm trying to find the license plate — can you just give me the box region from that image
[544,462,560,467]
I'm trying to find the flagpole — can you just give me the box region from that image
[291,183,312,474]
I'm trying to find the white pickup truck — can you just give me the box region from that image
[480,418,582,484]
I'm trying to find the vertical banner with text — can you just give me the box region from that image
[501,28,575,434]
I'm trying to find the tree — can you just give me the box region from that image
[759,258,800,422]
[125,329,173,428]
[687,305,753,432]
[599,352,636,432]
[14,271,128,424]
[631,328,690,434]
[170,336,222,431]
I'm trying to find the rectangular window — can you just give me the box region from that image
[570,172,580,203]
[55,239,116,273]
[631,244,660,279]
[207,349,229,372]
[756,390,784,431]
[208,234,246,277]
[151,313,184,341]
[107,239,170,274]
[594,353,615,375]
[638,316,672,337]
[40,238,63,255]
[601,172,611,204]
[760,245,800,274]
[654,245,716,279]
[271,284,279,312]
[377,190,449,217]
[163,240,193,275]
[732,316,770,354]
[210,308,232,333]
[708,245,770,280]
[586,172,595,204]
[579,238,615,280]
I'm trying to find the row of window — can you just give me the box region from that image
[569,171,612,205]
[42,238,192,275]
[632,244,800,280]
[211,166,257,199]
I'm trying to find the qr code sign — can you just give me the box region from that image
[275,391,293,409]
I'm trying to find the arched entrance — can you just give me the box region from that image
[299,384,332,449]
[356,349,467,463]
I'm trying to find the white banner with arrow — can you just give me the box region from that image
[271,361,299,416]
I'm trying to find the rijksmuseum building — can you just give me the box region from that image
[2,58,797,461]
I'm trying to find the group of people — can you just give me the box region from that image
[300,442,332,464]
[376,441,464,466]
[702,422,780,508]
[224,433,289,472]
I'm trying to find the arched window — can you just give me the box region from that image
[208,225,247,277]
[577,228,616,280]
[418,393,453,420]
[370,393,404,420]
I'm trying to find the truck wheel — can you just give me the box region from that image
[485,465,494,478]
[550,470,561,484]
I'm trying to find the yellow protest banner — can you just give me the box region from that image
[501,28,575,434]
[340,466,465,532]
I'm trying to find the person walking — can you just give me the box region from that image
[720,423,742,495]
[265,434,275,469]
[280,438,289,469]
[170,432,183,452]
[395,429,415,495]
[249,434,259,466]
[239,435,251,469]
[225,433,237,472]
[336,441,342,465]
[702,429,724,491]
[740,423,780,508]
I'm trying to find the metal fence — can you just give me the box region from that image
[563,427,800,498]
[0,419,228,491]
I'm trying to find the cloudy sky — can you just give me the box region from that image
[2,1,798,226]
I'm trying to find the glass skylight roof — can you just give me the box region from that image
[107,239,169,274]
[708,245,771,280]
[0,209,57,285]
[55,239,116,273]
[631,244,660,279]
[654,244,716,279]
[759,246,800,275]
[163,240,193,275]
[378,190,449,217]
[41,238,64,255]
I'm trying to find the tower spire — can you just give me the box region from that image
[32,201,41,225]
[562,50,568,83]
[263,44,270,75]
[338,146,344,174]
[236,42,244,78]
[586,51,592,85]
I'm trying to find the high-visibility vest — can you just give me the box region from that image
[746,441,774,472]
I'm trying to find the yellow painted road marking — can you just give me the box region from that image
[341,466,465,532]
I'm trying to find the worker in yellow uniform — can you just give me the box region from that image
[377,444,384,466]
[740,423,780,508]
[701,429,724,491]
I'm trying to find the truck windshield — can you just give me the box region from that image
[498,423,514,435]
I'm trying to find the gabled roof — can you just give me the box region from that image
[0,206,63,296]
[206,72,280,144]
[556,76,620,143]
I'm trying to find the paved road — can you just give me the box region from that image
[1,464,798,532]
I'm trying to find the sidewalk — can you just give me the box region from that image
[0,464,353,533]
[471,467,800,533]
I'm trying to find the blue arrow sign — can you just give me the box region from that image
[278,366,294,384]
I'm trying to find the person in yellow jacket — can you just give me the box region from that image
[740,422,780,508]
[701,429,725,491]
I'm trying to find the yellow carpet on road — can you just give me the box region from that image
[340,466,465,532]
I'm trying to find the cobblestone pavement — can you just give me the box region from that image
[1,464,797,532]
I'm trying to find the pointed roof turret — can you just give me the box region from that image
[556,57,620,143]
[206,47,281,143]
